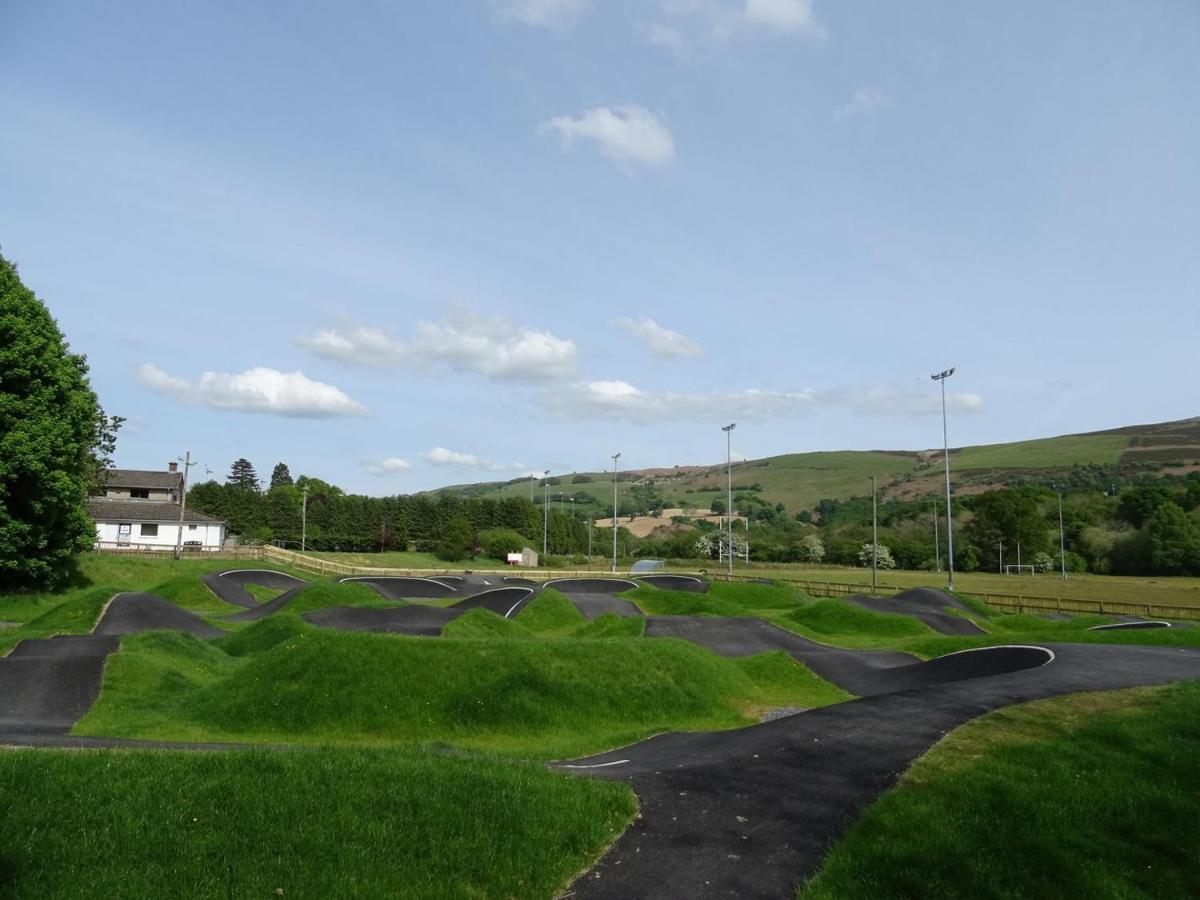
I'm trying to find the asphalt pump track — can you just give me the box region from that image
[4,574,1200,899]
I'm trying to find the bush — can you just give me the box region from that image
[478,527,530,561]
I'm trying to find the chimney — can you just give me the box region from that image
[168,461,178,473]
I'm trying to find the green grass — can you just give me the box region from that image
[76,616,847,757]
[780,599,933,648]
[953,432,1130,469]
[515,588,589,634]
[307,550,508,568]
[801,681,1200,899]
[0,746,635,899]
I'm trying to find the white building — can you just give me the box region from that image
[89,465,227,551]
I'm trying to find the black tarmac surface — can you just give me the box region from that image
[1088,620,1173,631]
[547,578,644,620]
[636,574,710,593]
[451,587,534,617]
[845,587,985,636]
[562,640,1200,899]
[341,576,458,601]
[303,604,462,637]
[203,569,308,609]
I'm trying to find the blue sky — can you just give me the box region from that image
[2,0,1197,493]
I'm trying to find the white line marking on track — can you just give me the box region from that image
[937,644,1056,665]
[557,759,630,769]
[339,576,452,589]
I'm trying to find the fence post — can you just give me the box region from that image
[1099,600,1104,615]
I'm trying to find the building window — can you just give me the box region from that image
[140,523,159,537]
[188,524,198,530]
[130,488,150,499]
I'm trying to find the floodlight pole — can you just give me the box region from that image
[611,453,621,573]
[933,503,941,572]
[301,485,309,552]
[542,469,550,557]
[999,538,1003,574]
[931,367,957,591]
[871,475,878,593]
[1055,484,1067,581]
[723,423,736,579]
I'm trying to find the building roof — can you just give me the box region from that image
[87,499,224,525]
[102,468,183,491]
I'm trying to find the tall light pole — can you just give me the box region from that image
[931,367,957,591]
[723,423,736,578]
[871,475,878,593]
[932,502,941,572]
[542,469,550,557]
[301,485,309,552]
[611,453,621,573]
[1054,483,1067,581]
[173,450,197,559]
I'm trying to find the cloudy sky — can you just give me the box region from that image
[2,1,1197,492]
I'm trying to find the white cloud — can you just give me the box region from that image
[542,379,984,423]
[613,316,703,358]
[643,0,824,51]
[138,363,368,418]
[297,307,577,383]
[364,457,412,476]
[493,0,587,27]
[541,105,676,170]
[421,447,530,473]
[836,86,890,119]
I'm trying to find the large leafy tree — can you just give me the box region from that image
[0,253,108,589]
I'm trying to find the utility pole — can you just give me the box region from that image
[999,538,1004,575]
[173,450,197,560]
[744,515,749,563]
[588,516,593,560]
[723,423,736,579]
[931,367,957,591]
[301,485,309,552]
[871,475,878,593]
[611,453,621,573]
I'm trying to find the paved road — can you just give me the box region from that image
[203,569,308,609]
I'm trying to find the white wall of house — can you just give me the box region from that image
[94,520,226,550]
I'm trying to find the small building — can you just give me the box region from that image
[89,464,226,551]
[506,547,539,567]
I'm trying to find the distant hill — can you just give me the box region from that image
[428,417,1200,515]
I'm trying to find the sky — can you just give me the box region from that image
[2,0,1198,494]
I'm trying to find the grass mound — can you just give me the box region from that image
[802,681,1200,898]
[574,614,646,639]
[443,608,534,640]
[77,628,844,757]
[626,581,804,617]
[785,599,932,641]
[516,589,587,634]
[0,746,635,899]
[216,614,310,656]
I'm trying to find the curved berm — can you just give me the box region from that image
[546,578,640,594]
[846,588,985,636]
[451,587,534,617]
[636,575,709,593]
[304,605,463,637]
[340,576,458,601]
[223,586,307,623]
[1088,620,1172,631]
[204,569,308,609]
[502,576,538,587]
[95,593,225,638]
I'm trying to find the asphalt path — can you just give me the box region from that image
[548,578,644,620]
[451,587,535,617]
[636,575,710,593]
[561,641,1200,899]
[0,593,222,737]
[203,569,308,609]
[303,604,462,636]
[845,587,985,636]
[339,576,459,601]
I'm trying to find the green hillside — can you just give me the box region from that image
[429,418,1200,515]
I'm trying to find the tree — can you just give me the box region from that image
[966,489,1049,569]
[228,458,260,492]
[435,515,474,562]
[0,253,107,589]
[1145,502,1200,576]
[799,533,825,563]
[858,543,897,569]
[710,498,727,515]
[269,462,293,490]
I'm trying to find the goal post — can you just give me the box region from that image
[1004,564,1036,576]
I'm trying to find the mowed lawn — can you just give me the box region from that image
[801,682,1200,899]
[0,747,635,899]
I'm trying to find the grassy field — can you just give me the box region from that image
[75,586,848,757]
[952,432,1130,469]
[0,746,635,899]
[801,681,1200,899]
